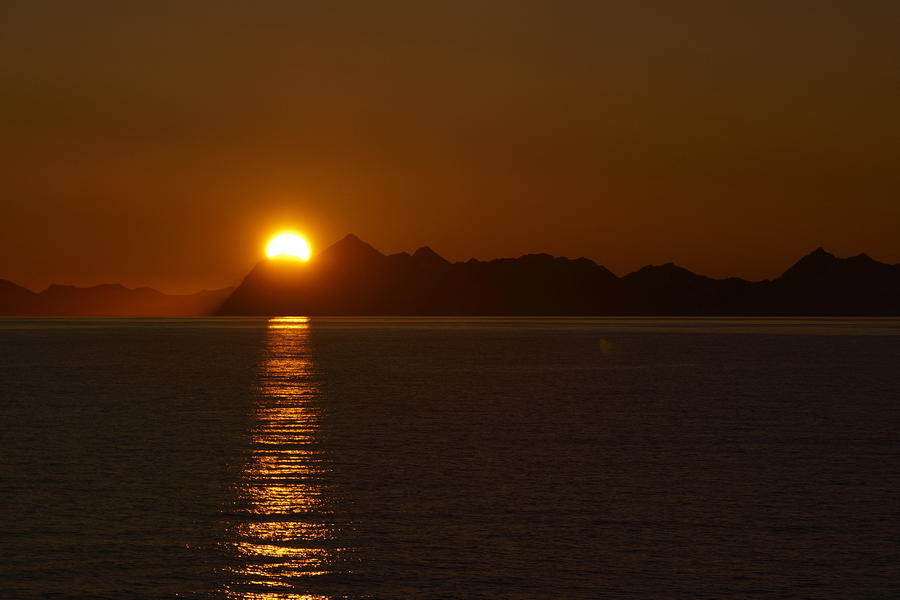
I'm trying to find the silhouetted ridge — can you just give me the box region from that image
[767,248,900,315]
[316,233,385,265]
[619,263,766,315]
[218,237,624,316]
[6,243,898,316]
[0,281,235,316]
[412,246,452,269]
[775,247,837,284]
[623,262,711,287]
[0,279,39,315]
[215,239,900,316]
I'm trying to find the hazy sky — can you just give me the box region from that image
[2,1,898,293]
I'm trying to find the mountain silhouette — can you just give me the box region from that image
[0,279,39,315]
[216,238,900,316]
[411,246,452,270]
[0,281,235,316]
[766,248,900,315]
[215,236,900,316]
[216,234,626,316]
[4,241,898,317]
[617,263,768,315]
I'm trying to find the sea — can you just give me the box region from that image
[1,316,898,599]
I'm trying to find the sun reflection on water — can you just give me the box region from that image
[222,317,344,600]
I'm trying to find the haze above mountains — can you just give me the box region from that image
[3,235,900,316]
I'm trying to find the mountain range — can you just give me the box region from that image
[0,281,234,316]
[216,235,900,316]
[3,235,899,316]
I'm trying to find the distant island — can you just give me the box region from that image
[0,282,234,317]
[3,235,899,316]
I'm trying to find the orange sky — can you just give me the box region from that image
[1,1,898,294]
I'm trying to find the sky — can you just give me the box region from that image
[1,1,898,294]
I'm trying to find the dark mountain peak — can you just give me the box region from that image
[386,252,417,268]
[775,248,898,286]
[412,246,451,267]
[0,279,38,315]
[768,249,900,314]
[1,278,36,296]
[334,234,380,252]
[624,262,705,286]
[517,253,556,264]
[775,248,839,283]
[842,252,892,277]
[316,234,385,265]
[846,252,885,266]
[508,254,614,280]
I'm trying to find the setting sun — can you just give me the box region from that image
[266,233,310,261]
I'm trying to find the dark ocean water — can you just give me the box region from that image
[1,317,898,599]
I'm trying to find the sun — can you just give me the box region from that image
[266,233,310,261]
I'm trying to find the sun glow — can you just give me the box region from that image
[266,233,310,261]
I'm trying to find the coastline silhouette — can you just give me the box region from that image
[3,236,899,316]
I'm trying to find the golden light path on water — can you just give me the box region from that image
[222,316,343,600]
